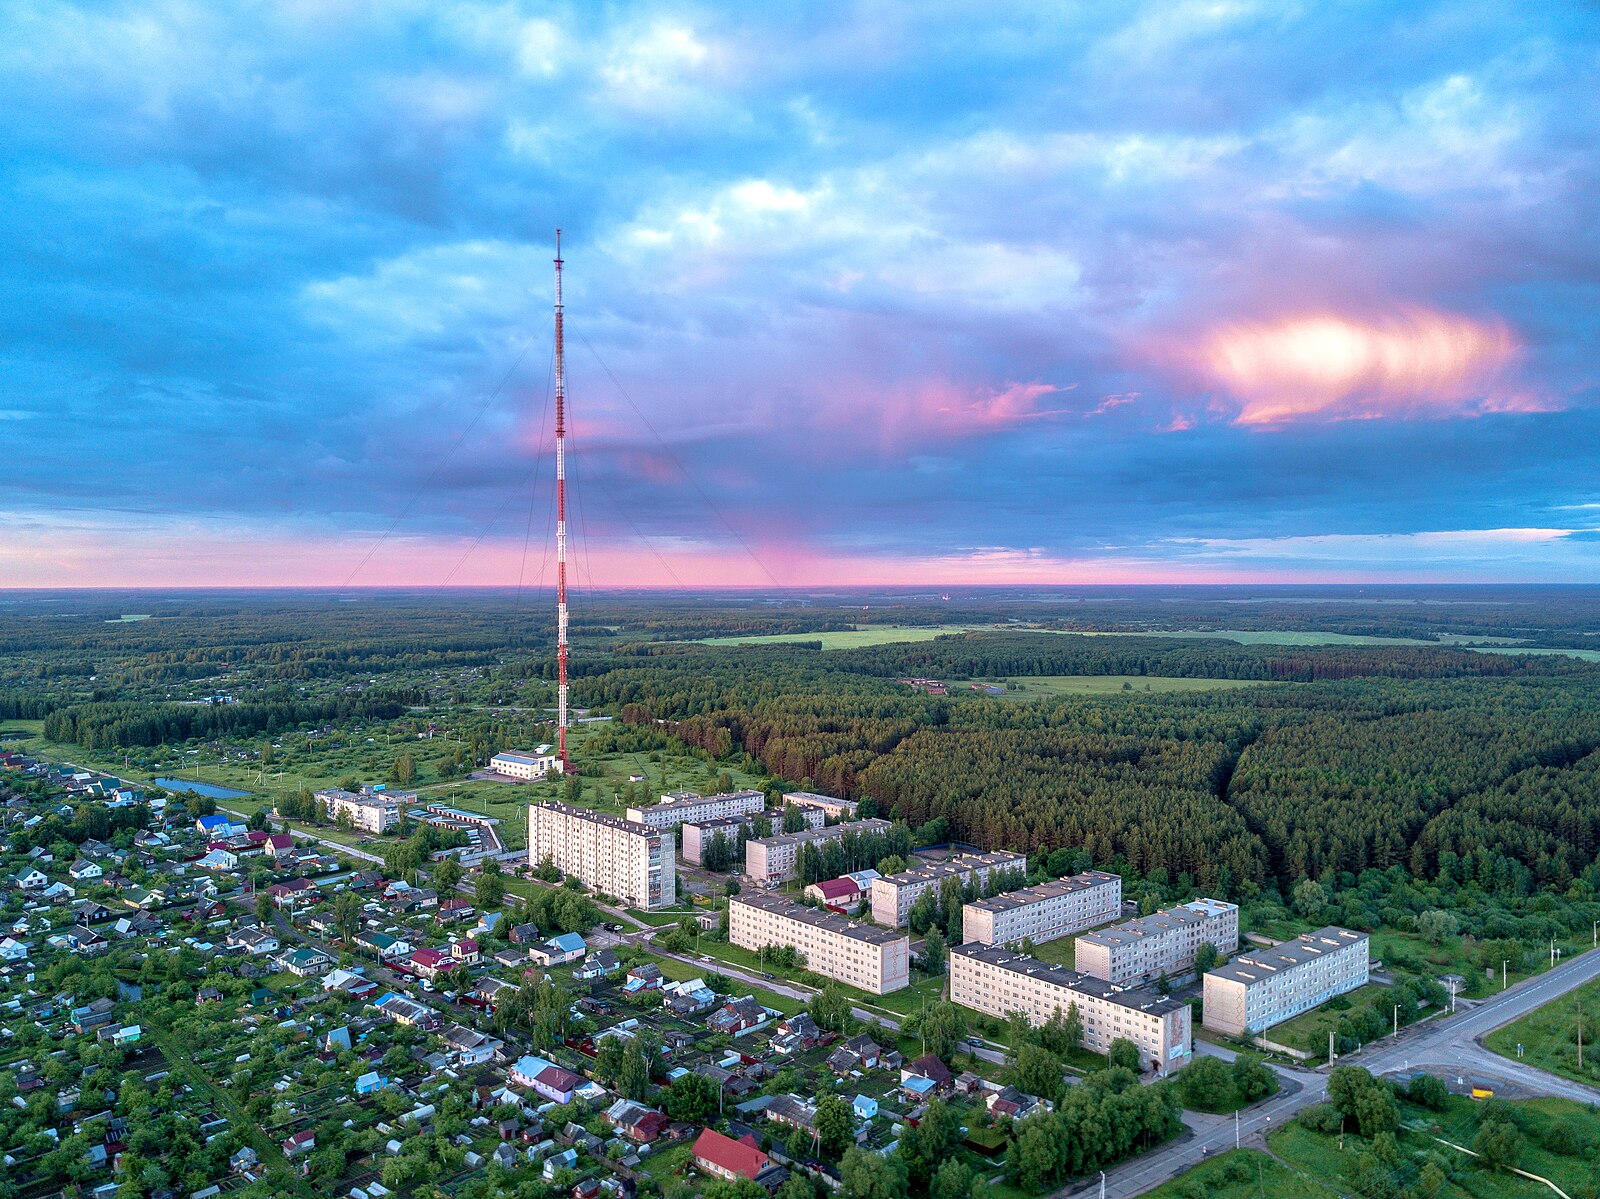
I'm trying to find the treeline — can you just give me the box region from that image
[43,693,415,750]
[585,639,1600,890]
[0,692,59,719]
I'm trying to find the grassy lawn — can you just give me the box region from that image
[1484,974,1600,1088]
[628,949,802,1015]
[1140,1149,1328,1199]
[998,675,1279,697]
[1369,929,1587,999]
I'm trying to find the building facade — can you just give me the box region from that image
[314,786,411,834]
[729,892,910,994]
[950,942,1192,1072]
[681,816,750,867]
[781,791,860,821]
[744,818,893,884]
[870,851,1028,928]
[962,870,1123,946]
[1202,926,1370,1037]
[488,749,562,780]
[626,790,766,831]
[527,803,675,909]
[1075,898,1238,987]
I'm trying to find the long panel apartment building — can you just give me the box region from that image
[872,851,1029,928]
[527,802,675,910]
[314,786,413,834]
[745,818,893,884]
[1075,898,1238,987]
[626,790,766,831]
[1202,926,1369,1037]
[729,892,910,994]
[962,870,1123,946]
[950,942,1192,1073]
[781,791,860,821]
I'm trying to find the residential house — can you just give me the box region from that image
[574,948,621,980]
[282,1130,316,1158]
[0,936,30,963]
[604,1099,670,1143]
[765,1094,816,1134]
[691,1128,784,1188]
[769,1012,822,1055]
[279,946,333,977]
[450,938,481,967]
[707,996,767,1036]
[228,927,281,956]
[529,932,587,967]
[10,866,47,891]
[903,1054,953,1091]
[852,1095,879,1121]
[623,963,663,994]
[662,977,717,1016]
[510,1056,584,1104]
[407,948,458,982]
[268,878,317,909]
[68,859,103,883]
[443,1024,504,1067]
[374,992,440,1029]
[356,931,415,960]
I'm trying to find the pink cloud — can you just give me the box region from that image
[852,379,1075,450]
[1191,307,1531,425]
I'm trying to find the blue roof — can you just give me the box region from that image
[550,932,587,952]
[903,1076,936,1095]
[196,815,232,828]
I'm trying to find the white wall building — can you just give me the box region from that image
[489,749,562,780]
[1075,898,1239,987]
[950,942,1192,1072]
[729,892,909,995]
[527,803,675,909]
[962,870,1123,946]
[870,851,1028,928]
[626,790,765,831]
[1202,926,1370,1037]
[744,818,893,884]
[781,791,859,821]
[314,787,411,834]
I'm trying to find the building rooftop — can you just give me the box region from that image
[878,850,1028,891]
[653,789,764,809]
[1205,927,1367,985]
[531,801,661,838]
[783,791,858,810]
[493,750,554,764]
[750,818,891,850]
[951,942,1187,1014]
[1076,898,1236,949]
[733,892,908,946]
[967,869,1121,913]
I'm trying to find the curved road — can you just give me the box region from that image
[1087,945,1600,1197]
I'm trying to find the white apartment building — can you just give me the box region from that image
[729,892,910,994]
[314,786,412,834]
[871,851,1029,928]
[489,749,562,780]
[962,870,1123,946]
[781,791,860,821]
[1075,898,1239,986]
[626,790,765,831]
[681,816,749,867]
[951,943,1191,1072]
[744,818,893,884]
[1202,926,1370,1037]
[527,803,675,910]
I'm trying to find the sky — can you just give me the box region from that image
[2,1,1598,588]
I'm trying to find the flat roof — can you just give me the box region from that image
[684,815,752,831]
[653,790,764,807]
[877,850,1028,891]
[732,892,908,947]
[951,942,1186,1014]
[1206,927,1368,985]
[751,818,891,850]
[1077,898,1236,949]
[967,870,1120,914]
[492,750,554,763]
[782,791,857,809]
[531,801,661,839]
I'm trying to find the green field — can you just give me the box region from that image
[998,675,1277,697]
[1265,982,1405,1053]
[699,624,995,648]
[1139,1150,1328,1199]
[1484,974,1600,1087]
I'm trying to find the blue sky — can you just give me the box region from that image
[1,1,1597,586]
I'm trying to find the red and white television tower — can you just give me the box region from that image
[553,229,570,772]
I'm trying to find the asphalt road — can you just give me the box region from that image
[1083,944,1600,1198]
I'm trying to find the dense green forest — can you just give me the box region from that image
[6,587,1600,904]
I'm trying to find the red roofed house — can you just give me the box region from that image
[268,878,317,909]
[265,833,294,858]
[450,939,480,967]
[692,1128,771,1182]
[802,877,862,910]
[408,948,457,981]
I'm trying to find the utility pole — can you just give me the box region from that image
[1329,1030,1335,1064]
[1502,959,1509,990]
[1448,978,1456,1014]
[1393,1004,1399,1038]
[1234,1109,1240,1150]
[552,229,570,775]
